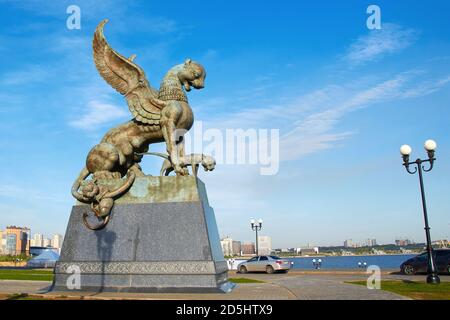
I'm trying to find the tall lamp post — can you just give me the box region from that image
[400,139,440,284]
[250,219,263,256]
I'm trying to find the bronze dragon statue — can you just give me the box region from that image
[72,19,207,230]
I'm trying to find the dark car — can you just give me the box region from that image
[400,249,450,275]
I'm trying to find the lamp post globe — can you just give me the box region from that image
[400,144,412,156]
[424,140,437,151]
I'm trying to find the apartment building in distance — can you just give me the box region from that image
[2,226,30,255]
[258,236,272,255]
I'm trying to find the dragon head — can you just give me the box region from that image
[201,155,216,172]
[177,58,206,92]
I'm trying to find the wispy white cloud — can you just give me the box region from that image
[69,100,128,130]
[400,75,450,98]
[279,77,406,160]
[344,23,417,66]
[280,72,450,160]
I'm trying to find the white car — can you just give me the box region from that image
[237,255,291,274]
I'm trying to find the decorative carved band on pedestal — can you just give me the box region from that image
[55,261,228,275]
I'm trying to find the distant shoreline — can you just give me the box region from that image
[233,253,417,259]
[286,253,417,258]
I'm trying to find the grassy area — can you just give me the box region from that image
[347,280,450,300]
[229,277,265,284]
[0,269,265,284]
[0,269,54,281]
[0,255,31,262]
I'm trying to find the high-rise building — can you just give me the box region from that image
[395,239,413,246]
[365,239,377,247]
[33,233,44,247]
[52,234,63,250]
[5,226,30,255]
[232,241,241,256]
[0,230,6,254]
[241,242,255,255]
[258,236,272,255]
[344,239,353,248]
[220,237,233,256]
[43,238,52,248]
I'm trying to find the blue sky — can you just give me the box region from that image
[0,0,449,247]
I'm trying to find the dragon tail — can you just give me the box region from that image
[71,167,91,202]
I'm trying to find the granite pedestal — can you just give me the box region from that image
[52,176,234,293]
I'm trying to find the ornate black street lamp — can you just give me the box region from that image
[312,258,322,270]
[400,139,440,284]
[250,219,263,256]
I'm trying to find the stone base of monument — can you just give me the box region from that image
[52,176,235,293]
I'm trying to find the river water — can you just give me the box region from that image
[228,254,417,270]
[287,254,416,270]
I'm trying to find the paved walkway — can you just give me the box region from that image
[0,280,294,300]
[237,274,404,300]
[0,280,51,295]
[0,272,448,300]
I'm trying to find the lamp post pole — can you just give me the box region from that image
[400,140,440,284]
[255,228,259,256]
[250,219,263,256]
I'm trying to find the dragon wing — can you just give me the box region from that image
[93,19,165,125]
